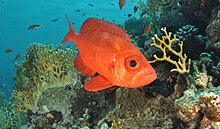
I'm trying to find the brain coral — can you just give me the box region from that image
[11,43,77,112]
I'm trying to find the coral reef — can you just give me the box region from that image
[69,81,115,128]
[206,19,220,42]
[0,93,27,129]
[175,24,198,41]
[178,0,219,35]
[111,88,177,129]
[175,87,220,128]
[194,72,209,89]
[193,52,220,87]
[20,78,116,129]
[133,0,162,36]
[11,43,77,112]
[150,27,191,74]
[174,50,220,128]
[158,9,190,32]
[2,2,220,128]
[200,92,220,122]
[3,43,219,129]
[124,17,150,37]
[205,5,220,56]
[206,40,220,55]
[123,17,152,48]
[175,89,200,123]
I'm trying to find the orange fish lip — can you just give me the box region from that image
[142,71,157,83]
[146,72,157,78]
[127,71,157,88]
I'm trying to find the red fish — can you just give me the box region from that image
[119,0,126,10]
[61,17,157,92]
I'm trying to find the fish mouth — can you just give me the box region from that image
[142,72,157,84]
[148,72,157,77]
[127,72,157,88]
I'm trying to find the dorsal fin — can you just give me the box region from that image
[80,18,130,42]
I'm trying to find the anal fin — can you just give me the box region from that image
[84,75,114,92]
[74,53,96,77]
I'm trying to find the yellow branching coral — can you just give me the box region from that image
[150,27,191,74]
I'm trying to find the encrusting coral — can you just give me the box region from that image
[175,87,220,128]
[150,27,191,74]
[11,43,77,112]
[174,56,220,128]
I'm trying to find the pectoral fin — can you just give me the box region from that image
[74,53,96,77]
[84,75,114,92]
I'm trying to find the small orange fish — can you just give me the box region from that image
[14,53,21,60]
[119,0,126,10]
[5,49,13,53]
[130,0,134,2]
[61,16,157,92]
[143,25,151,36]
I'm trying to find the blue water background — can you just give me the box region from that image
[0,0,139,100]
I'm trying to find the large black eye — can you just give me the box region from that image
[130,60,137,67]
[125,55,142,73]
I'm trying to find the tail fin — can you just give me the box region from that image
[61,15,76,44]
